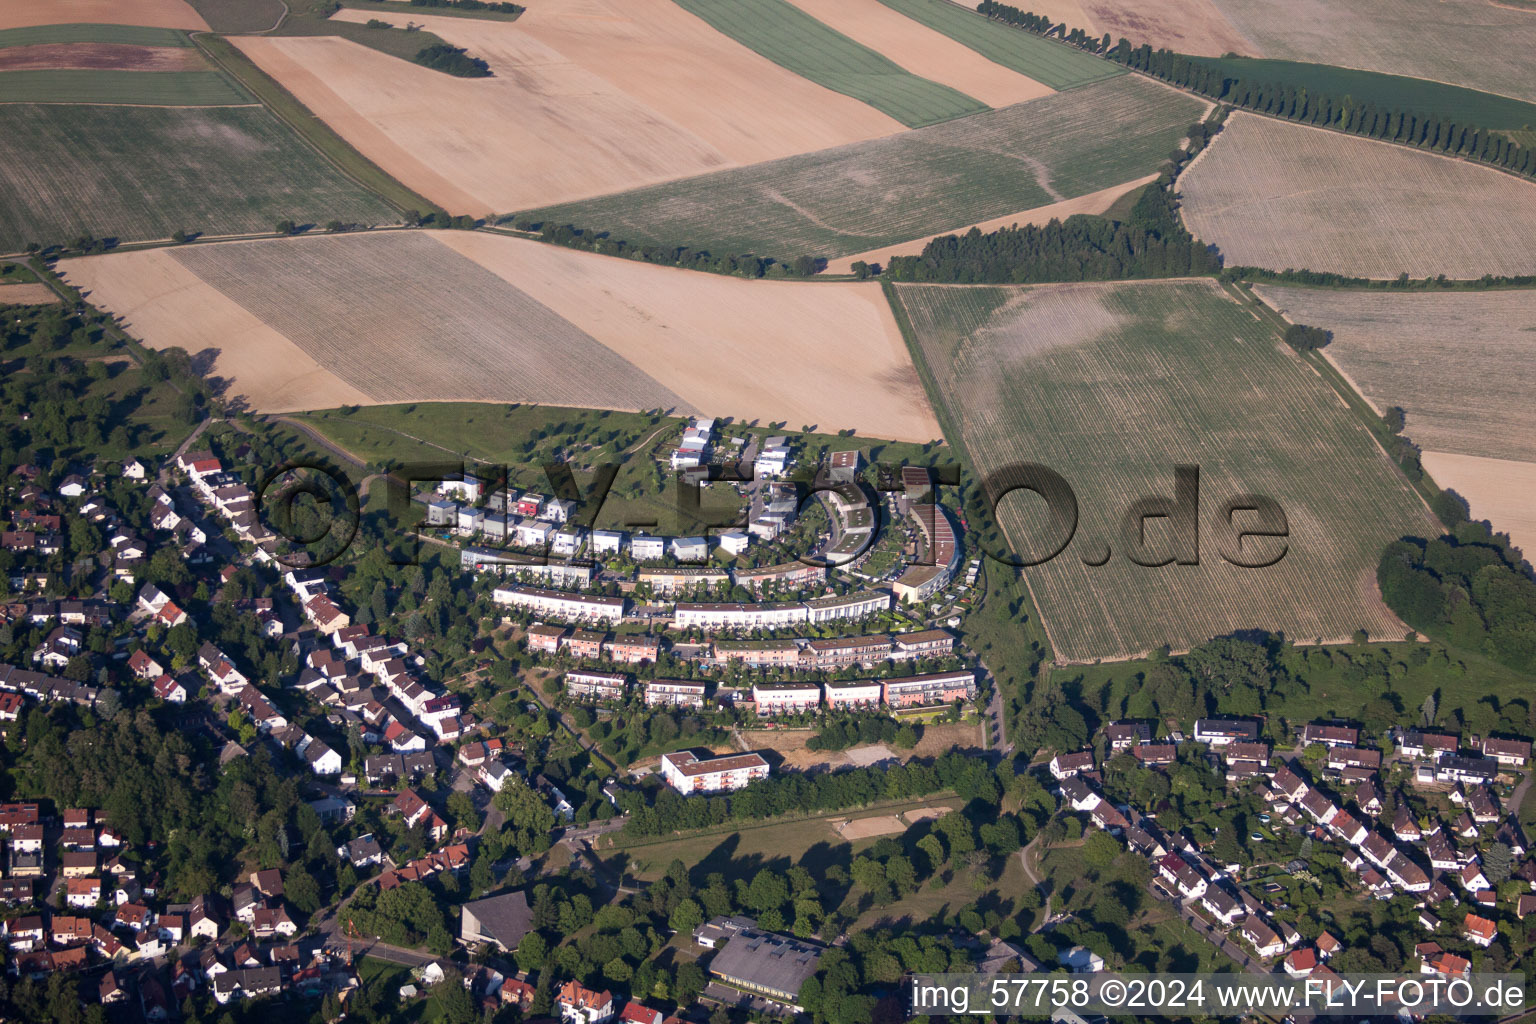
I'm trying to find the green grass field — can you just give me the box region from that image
[0,24,191,47]
[0,104,397,252]
[0,69,252,105]
[875,0,1121,90]
[891,278,1435,663]
[527,75,1205,261]
[1192,56,1536,130]
[670,0,987,128]
[186,0,287,32]
[196,33,431,214]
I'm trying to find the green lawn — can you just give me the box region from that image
[670,0,987,128]
[875,0,1121,90]
[527,74,1204,261]
[613,795,961,882]
[0,69,252,105]
[0,23,191,47]
[1191,56,1536,130]
[0,103,398,252]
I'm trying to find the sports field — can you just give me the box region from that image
[529,74,1206,261]
[0,104,396,252]
[1210,0,1536,105]
[1179,113,1536,280]
[875,0,1122,89]
[670,0,988,128]
[62,231,942,440]
[892,278,1433,662]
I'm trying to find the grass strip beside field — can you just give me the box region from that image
[1191,56,1536,131]
[0,24,191,48]
[194,33,432,215]
[0,68,253,106]
[875,0,1122,90]
[528,74,1204,261]
[670,0,988,128]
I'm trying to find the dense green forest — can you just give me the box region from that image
[883,170,1219,283]
[1379,507,1536,675]
[413,43,491,77]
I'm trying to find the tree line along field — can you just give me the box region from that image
[891,278,1435,664]
[0,104,397,252]
[669,0,988,128]
[874,0,1122,90]
[1208,0,1536,106]
[1251,286,1536,466]
[1188,57,1536,131]
[1177,113,1536,280]
[526,75,1207,262]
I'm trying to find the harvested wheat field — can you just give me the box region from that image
[1078,0,1253,57]
[0,0,207,30]
[0,282,58,304]
[436,231,941,440]
[0,42,204,71]
[1211,0,1536,104]
[1253,286,1536,464]
[58,248,372,412]
[62,231,941,440]
[824,175,1156,274]
[238,2,902,216]
[1179,113,1536,279]
[1421,452,1536,558]
[498,0,901,158]
[894,278,1434,662]
[781,0,1053,107]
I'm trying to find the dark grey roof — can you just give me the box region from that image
[707,929,823,1001]
[462,890,533,949]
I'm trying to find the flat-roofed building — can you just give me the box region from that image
[661,750,769,795]
[890,629,956,661]
[565,671,628,702]
[882,671,975,708]
[804,634,892,669]
[752,682,822,716]
[674,601,807,631]
[713,639,803,669]
[823,681,882,711]
[644,680,706,708]
[803,590,889,623]
[493,586,624,624]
